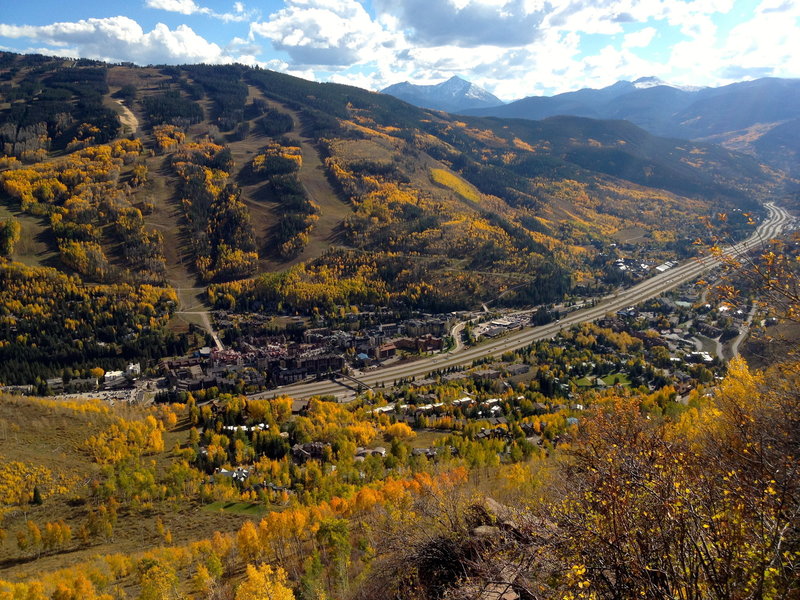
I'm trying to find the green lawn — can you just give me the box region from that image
[573,373,631,388]
[602,372,631,386]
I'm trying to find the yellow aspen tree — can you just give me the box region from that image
[235,564,295,600]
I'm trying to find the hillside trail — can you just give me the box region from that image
[226,85,354,271]
[112,98,139,135]
[134,86,218,342]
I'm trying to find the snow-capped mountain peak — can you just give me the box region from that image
[632,76,706,92]
[381,76,504,113]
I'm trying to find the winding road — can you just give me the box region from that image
[253,202,793,400]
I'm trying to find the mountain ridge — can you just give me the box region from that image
[461,76,800,175]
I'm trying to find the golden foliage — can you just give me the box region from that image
[152,124,186,153]
[429,168,480,202]
[236,564,295,600]
[84,415,165,464]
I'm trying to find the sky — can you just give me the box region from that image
[0,0,797,100]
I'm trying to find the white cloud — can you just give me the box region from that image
[243,0,783,97]
[374,0,549,47]
[251,0,395,66]
[145,0,255,22]
[756,0,799,13]
[659,0,798,87]
[623,26,656,47]
[0,16,241,65]
[145,0,202,15]
[715,6,800,80]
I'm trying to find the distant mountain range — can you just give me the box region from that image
[381,76,503,113]
[459,77,800,176]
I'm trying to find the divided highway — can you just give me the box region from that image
[255,203,792,400]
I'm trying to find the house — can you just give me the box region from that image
[452,396,474,407]
[506,364,530,376]
[412,447,438,459]
[66,377,98,392]
[291,442,330,463]
[405,316,454,337]
[0,384,34,395]
[409,378,437,388]
[482,326,506,338]
[214,466,251,483]
[272,367,308,386]
[375,342,397,359]
[46,377,64,392]
[443,371,470,383]
[472,369,501,380]
[304,327,331,343]
[355,446,387,458]
[688,351,714,364]
[394,335,443,353]
[291,399,309,414]
[380,323,402,336]
[104,370,129,389]
[697,322,723,338]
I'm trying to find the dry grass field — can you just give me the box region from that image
[0,396,252,581]
[0,204,57,269]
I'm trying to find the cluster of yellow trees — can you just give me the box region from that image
[0,460,56,507]
[251,143,302,174]
[0,140,139,214]
[209,256,389,313]
[0,139,166,281]
[0,218,21,256]
[153,124,186,154]
[0,262,176,333]
[0,402,470,600]
[321,138,565,305]
[16,520,72,555]
[2,349,798,598]
[84,415,165,464]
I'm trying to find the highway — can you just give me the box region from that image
[254,202,792,400]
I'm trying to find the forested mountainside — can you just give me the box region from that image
[0,51,789,385]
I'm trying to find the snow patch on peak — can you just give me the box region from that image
[633,76,706,92]
[633,76,667,89]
